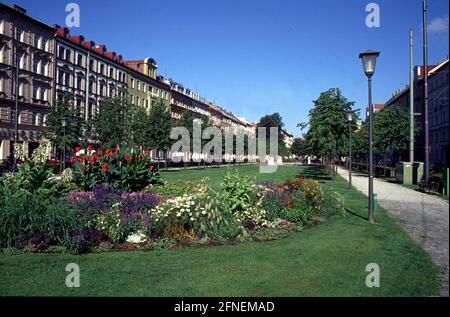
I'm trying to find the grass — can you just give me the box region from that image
[0,165,440,296]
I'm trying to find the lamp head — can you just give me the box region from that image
[359,50,380,77]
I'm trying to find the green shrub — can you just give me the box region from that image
[220,169,254,214]
[0,185,81,250]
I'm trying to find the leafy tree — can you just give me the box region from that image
[126,106,150,148]
[93,97,129,148]
[44,96,84,156]
[303,88,358,164]
[352,122,369,160]
[256,113,287,157]
[290,138,307,157]
[374,104,418,172]
[146,99,173,165]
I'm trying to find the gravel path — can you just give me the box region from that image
[337,166,449,297]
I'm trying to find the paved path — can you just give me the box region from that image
[337,167,449,297]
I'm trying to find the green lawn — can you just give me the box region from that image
[0,165,439,296]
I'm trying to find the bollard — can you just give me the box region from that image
[374,193,378,209]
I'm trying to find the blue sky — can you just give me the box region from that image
[12,0,449,137]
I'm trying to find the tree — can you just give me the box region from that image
[93,96,129,148]
[147,99,173,166]
[44,96,84,156]
[256,113,287,157]
[373,104,417,173]
[303,88,358,166]
[290,138,307,157]
[126,106,150,148]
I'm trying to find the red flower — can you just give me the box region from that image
[70,157,75,165]
[103,163,109,173]
[94,156,100,161]
[124,154,132,161]
[75,146,81,153]
[89,157,95,165]
[149,165,155,171]
[82,166,86,173]
[146,149,151,156]
[105,149,111,155]
[97,149,103,154]
[81,155,86,162]
[87,145,93,152]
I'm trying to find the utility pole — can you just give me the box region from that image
[422,0,430,183]
[409,29,414,163]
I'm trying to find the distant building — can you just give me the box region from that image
[281,127,294,150]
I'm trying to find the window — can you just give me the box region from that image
[0,77,4,93]
[40,61,45,76]
[58,70,64,84]
[100,64,105,75]
[33,85,39,99]
[109,68,114,78]
[66,50,71,63]
[89,80,94,93]
[137,81,141,91]
[77,54,83,66]
[33,55,39,73]
[0,20,4,35]
[131,78,135,89]
[89,59,94,71]
[64,73,70,87]
[76,76,82,90]
[58,46,64,59]
[32,112,37,125]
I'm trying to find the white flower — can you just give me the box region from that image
[190,217,195,221]
[126,231,147,244]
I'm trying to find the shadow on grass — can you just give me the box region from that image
[297,165,332,182]
[345,208,368,221]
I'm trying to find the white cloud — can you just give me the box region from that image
[428,15,449,34]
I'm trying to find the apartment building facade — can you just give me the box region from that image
[54,26,128,122]
[385,59,449,167]
[124,58,171,111]
[0,3,55,160]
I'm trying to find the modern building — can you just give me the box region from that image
[385,59,449,167]
[0,3,55,160]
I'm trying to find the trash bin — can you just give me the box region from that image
[396,162,413,184]
[412,162,424,185]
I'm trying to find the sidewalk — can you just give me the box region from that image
[337,166,449,296]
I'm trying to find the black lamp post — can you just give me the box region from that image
[61,118,68,170]
[359,50,380,224]
[345,109,359,189]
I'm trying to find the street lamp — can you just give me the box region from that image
[61,118,68,170]
[359,49,380,224]
[345,109,359,190]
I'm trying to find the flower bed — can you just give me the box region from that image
[0,164,345,254]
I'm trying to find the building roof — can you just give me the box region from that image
[0,3,55,32]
